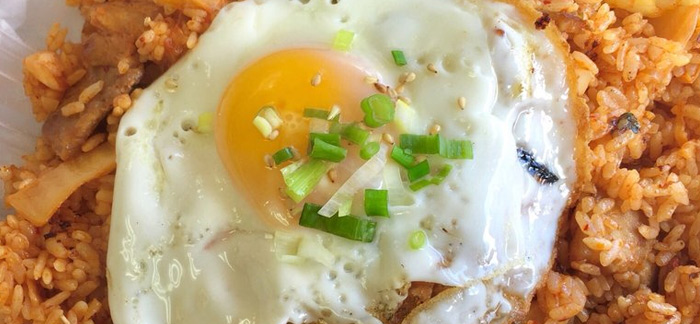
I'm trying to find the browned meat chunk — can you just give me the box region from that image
[81,1,162,67]
[42,66,143,161]
[82,1,162,37]
[82,33,138,67]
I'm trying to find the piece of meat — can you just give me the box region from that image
[42,66,143,161]
[80,1,162,67]
[82,33,138,67]
[81,1,162,38]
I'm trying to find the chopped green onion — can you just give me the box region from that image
[304,108,330,119]
[394,99,419,133]
[407,159,430,182]
[272,147,295,165]
[430,164,453,185]
[408,230,427,250]
[282,160,329,202]
[360,141,380,160]
[318,145,388,217]
[383,163,415,206]
[329,121,344,134]
[297,235,336,267]
[400,134,474,159]
[333,30,355,51]
[338,198,352,217]
[196,112,214,134]
[329,123,370,145]
[390,146,416,169]
[259,106,283,129]
[253,116,273,138]
[440,139,473,159]
[391,50,407,66]
[364,189,389,217]
[399,134,441,154]
[341,123,370,145]
[408,179,433,191]
[309,133,341,148]
[408,164,453,191]
[299,203,377,242]
[361,94,395,128]
[309,138,347,162]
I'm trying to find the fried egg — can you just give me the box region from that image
[107,0,581,323]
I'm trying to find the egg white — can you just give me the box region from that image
[108,0,578,323]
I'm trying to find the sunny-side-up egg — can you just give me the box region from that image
[107,0,583,323]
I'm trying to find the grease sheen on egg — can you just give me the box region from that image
[108,0,579,323]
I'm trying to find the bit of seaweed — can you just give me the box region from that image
[517,147,559,185]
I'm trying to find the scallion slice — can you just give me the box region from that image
[272,147,295,165]
[399,134,441,154]
[390,146,416,168]
[440,139,473,160]
[309,138,347,162]
[360,141,380,160]
[300,203,377,242]
[407,159,430,182]
[391,50,407,66]
[341,123,370,145]
[409,230,427,250]
[408,179,432,192]
[196,112,214,134]
[304,108,330,119]
[430,164,453,185]
[329,121,344,134]
[364,189,389,217]
[361,94,395,128]
[408,164,453,191]
[333,30,355,51]
[400,134,474,159]
[282,159,329,202]
[309,133,341,148]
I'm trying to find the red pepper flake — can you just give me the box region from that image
[494,28,505,36]
[534,13,551,30]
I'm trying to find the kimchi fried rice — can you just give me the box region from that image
[2,0,700,323]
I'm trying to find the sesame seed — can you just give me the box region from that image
[395,84,405,94]
[398,96,411,104]
[327,169,338,183]
[374,82,388,94]
[268,130,280,140]
[427,63,438,74]
[457,96,466,110]
[429,124,442,135]
[382,133,395,144]
[264,154,275,168]
[364,76,378,84]
[400,72,416,84]
[311,73,322,87]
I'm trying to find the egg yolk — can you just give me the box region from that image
[216,49,376,227]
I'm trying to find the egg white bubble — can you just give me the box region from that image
[108,0,577,323]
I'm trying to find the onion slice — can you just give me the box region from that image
[318,145,387,217]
